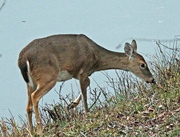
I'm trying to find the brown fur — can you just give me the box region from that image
[18,34,155,135]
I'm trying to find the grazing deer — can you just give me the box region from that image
[18,34,155,135]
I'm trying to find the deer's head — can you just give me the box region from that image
[124,40,155,84]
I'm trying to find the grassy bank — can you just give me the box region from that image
[1,39,180,137]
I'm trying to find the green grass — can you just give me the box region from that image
[1,40,180,136]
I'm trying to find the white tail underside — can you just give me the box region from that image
[26,60,34,88]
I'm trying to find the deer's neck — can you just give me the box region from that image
[96,48,129,71]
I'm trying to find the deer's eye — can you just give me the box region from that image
[140,63,146,69]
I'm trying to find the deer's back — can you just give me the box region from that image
[18,34,100,78]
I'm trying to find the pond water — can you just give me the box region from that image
[0,1,180,119]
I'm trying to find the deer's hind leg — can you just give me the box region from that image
[30,67,59,134]
[26,83,37,134]
[31,79,57,135]
[30,57,59,135]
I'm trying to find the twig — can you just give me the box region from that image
[89,91,101,110]
[79,132,87,137]
[116,37,175,49]
[156,41,180,52]
[25,128,33,137]
[151,92,158,103]
[43,107,57,122]
[0,0,6,12]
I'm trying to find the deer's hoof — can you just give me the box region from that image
[67,102,78,110]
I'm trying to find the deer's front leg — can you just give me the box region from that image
[67,73,90,112]
[79,75,90,113]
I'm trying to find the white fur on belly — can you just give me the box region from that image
[58,70,73,81]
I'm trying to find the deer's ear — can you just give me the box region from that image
[131,40,137,53]
[124,43,134,57]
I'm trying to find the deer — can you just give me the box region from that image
[18,34,155,135]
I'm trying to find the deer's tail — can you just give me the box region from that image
[18,56,29,83]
